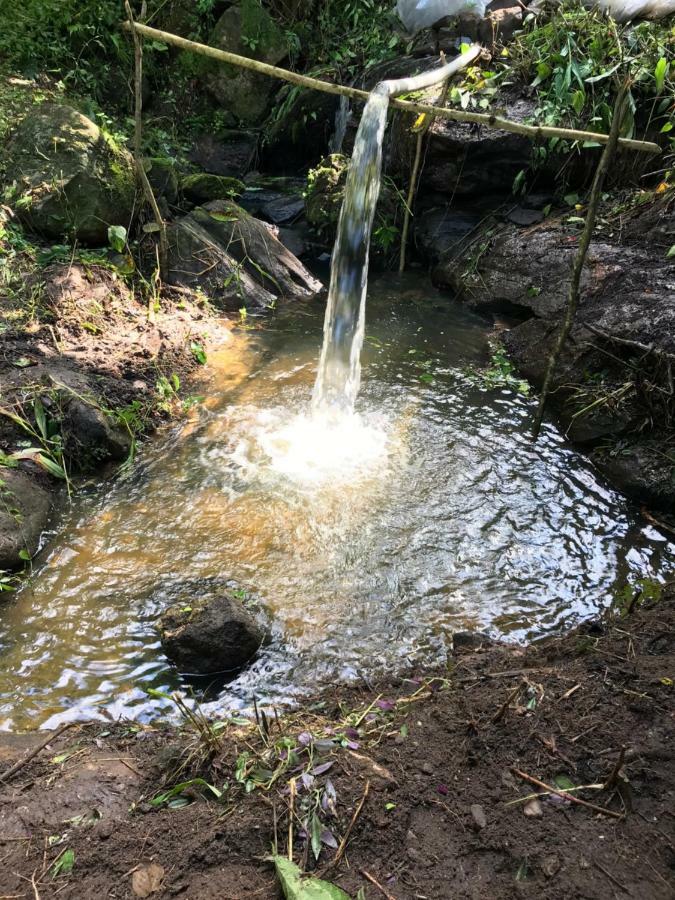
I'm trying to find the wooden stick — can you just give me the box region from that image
[0,723,77,783]
[532,84,628,440]
[603,745,626,791]
[122,22,661,156]
[361,869,397,900]
[329,780,370,870]
[125,1,169,282]
[492,680,525,724]
[511,767,624,818]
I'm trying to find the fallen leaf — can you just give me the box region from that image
[272,855,350,899]
[132,863,165,897]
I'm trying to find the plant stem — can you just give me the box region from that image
[532,84,628,440]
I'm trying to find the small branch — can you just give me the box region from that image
[492,681,525,724]
[122,22,661,156]
[511,767,624,818]
[582,323,675,361]
[532,84,628,440]
[0,723,77,783]
[325,780,370,872]
[125,1,168,282]
[361,869,398,900]
[603,745,626,792]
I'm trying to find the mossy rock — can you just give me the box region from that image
[3,104,135,245]
[204,0,290,125]
[305,153,349,237]
[181,173,245,204]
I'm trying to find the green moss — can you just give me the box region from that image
[182,173,245,204]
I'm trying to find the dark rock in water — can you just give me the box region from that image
[203,2,289,125]
[277,224,310,258]
[593,444,675,514]
[188,131,258,178]
[0,470,50,570]
[4,104,135,244]
[263,87,340,170]
[61,400,131,471]
[453,631,492,652]
[167,200,321,309]
[145,158,179,206]
[181,173,245,205]
[239,177,305,224]
[159,591,264,675]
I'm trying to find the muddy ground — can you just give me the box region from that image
[0,587,672,899]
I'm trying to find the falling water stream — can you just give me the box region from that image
[1,56,674,729]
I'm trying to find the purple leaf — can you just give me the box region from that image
[298,731,313,747]
[344,727,360,741]
[376,699,395,711]
[321,828,338,849]
[345,740,360,750]
[300,773,315,791]
[314,739,336,753]
[436,784,449,796]
[311,761,335,776]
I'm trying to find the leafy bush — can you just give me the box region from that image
[310,0,402,78]
[507,2,675,138]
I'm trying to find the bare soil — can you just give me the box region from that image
[1,588,673,899]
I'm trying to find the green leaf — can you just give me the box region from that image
[33,397,47,441]
[655,57,669,94]
[667,245,675,259]
[51,848,75,877]
[571,89,585,115]
[661,122,673,133]
[190,342,207,365]
[553,774,576,791]
[310,812,322,861]
[107,224,127,253]
[272,856,350,900]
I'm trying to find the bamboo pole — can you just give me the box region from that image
[122,21,661,156]
[531,85,628,440]
[125,2,169,282]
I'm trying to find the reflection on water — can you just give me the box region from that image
[1,275,673,730]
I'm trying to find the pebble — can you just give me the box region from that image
[470,803,487,830]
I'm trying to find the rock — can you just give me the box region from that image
[0,470,50,569]
[188,131,258,178]
[523,798,543,817]
[414,204,486,263]
[263,87,340,170]
[453,631,492,651]
[166,200,322,310]
[204,1,290,125]
[478,6,523,44]
[4,104,135,244]
[181,173,245,205]
[592,443,675,512]
[158,590,264,674]
[541,854,561,878]
[60,399,132,471]
[238,177,305,224]
[145,158,179,206]
[470,803,487,830]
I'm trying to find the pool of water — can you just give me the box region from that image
[1,274,673,730]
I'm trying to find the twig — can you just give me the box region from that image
[361,869,397,900]
[288,777,295,862]
[0,723,77,784]
[125,1,168,281]
[511,767,624,819]
[595,860,629,893]
[532,84,628,440]
[603,746,626,792]
[492,681,525,724]
[122,22,661,155]
[329,780,370,871]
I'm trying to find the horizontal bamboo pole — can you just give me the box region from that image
[123,21,661,155]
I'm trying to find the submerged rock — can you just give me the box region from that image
[4,104,135,244]
[159,590,264,674]
[0,470,50,570]
[204,1,290,125]
[167,200,321,309]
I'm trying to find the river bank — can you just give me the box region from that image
[0,586,672,899]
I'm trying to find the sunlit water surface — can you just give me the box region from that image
[1,276,674,729]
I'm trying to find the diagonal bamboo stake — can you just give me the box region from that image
[125,1,169,283]
[121,21,661,156]
[532,84,628,440]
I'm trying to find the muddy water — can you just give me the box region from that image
[1,276,673,730]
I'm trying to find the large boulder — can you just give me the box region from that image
[238,177,305,225]
[204,0,290,125]
[188,131,258,178]
[263,87,341,170]
[0,470,50,570]
[167,200,322,309]
[4,104,135,244]
[158,587,265,674]
[181,173,245,205]
[60,399,132,472]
